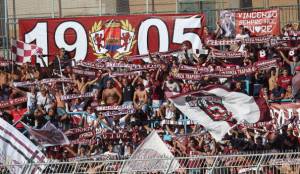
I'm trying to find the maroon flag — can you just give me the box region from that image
[25,121,69,147]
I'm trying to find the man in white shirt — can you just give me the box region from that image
[37,87,55,113]
[103,144,118,156]
[235,25,250,53]
[26,86,37,111]
[163,76,180,92]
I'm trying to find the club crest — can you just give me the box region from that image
[89,20,136,59]
[186,94,234,122]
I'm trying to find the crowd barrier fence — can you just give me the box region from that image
[1,151,300,173]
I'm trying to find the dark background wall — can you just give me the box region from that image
[117,0,130,14]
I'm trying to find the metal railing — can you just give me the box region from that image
[1,151,300,173]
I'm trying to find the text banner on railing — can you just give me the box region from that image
[19,13,206,64]
[270,102,300,125]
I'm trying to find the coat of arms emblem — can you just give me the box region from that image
[186,94,236,124]
[89,20,136,59]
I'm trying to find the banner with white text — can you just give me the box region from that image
[19,14,205,65]
[220,9,280,37]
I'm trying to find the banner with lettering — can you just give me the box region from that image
[19,13,205,65]
[0,97,27,109]
[235,9,280,36]
[269,102,300,125]
[172,58,278,79]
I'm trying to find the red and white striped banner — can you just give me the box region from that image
[13,78,73,87]
[103,109,136,117]
[110,71,142,77]
[77,61,161,71]
[95,105,133,111]
[207,36,271,46]
[173,59,278,79]
[60,92,95,101]
[72,68,96,76]
[211,50,248,58]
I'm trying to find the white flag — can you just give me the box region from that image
[168,86,270,141]
[26,121,70,147]
[0,117,47,174]
[119,131,180,173]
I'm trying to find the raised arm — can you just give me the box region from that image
[279,50,292,65]
[79,77,100,94]
[86,77,99,86]
[131,74,140,86]
[64,146,77,156]
[9,85,27,96]
[111,77,122,88]
[133,91,138,107]
[155,68,161,81]
[214,21,223,39]
[166,125,176,137]
[37,55,47,68]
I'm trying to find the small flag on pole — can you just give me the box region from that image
[11,39,43,65]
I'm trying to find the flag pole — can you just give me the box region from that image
[10,39,14,74]
[11,47,14,74]
[57,57,69,112]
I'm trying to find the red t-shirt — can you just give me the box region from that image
[277,75,292,89]
[10,108,27,129]
[151,81,164,100]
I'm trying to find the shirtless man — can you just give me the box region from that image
[133,83,148,112]
[55,89,65,108]
[54,89,70,130]
[102,80,122,106]
[72,75,100,94]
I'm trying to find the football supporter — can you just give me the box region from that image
[1,22,300,169]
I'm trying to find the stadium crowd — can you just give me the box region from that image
[0,21,300,173]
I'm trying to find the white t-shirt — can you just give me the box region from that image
[143,79,150,92]
[103,151,118,156]
[86,113,97,126]
[26,92,36,111]
[165,108,175,119]
[235,34,249,52]
[36,92,54,112]
[165,81,180,92]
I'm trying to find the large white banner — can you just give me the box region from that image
[119,131,180,173]
[169,87,270,141]
[0,118,47,174]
